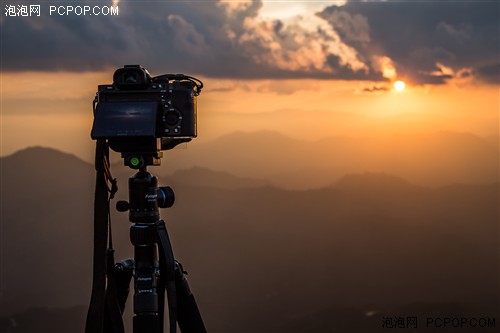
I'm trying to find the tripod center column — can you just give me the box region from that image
[129,169,161,330]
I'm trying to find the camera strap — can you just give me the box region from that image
[86,139,123,333]
[156,220,178,333]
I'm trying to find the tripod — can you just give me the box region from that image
[87,65,206,333]
[115,167,206,333]
[85,145,206,333]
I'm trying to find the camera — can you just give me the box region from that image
[91,65,203,158]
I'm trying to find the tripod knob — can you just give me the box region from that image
[158,187,175,208]
[116,200,130,212]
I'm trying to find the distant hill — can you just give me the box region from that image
[0,147,96,314]
[158,130,499,189]
[1,146,93,183]
[168,166,270,189]
[8,130,497,189]
[333,172,417,190]
[0,147,497,332]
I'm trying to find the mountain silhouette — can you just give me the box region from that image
[156,130,499,189]
[333,172,417,190]
[0,147,497,332]
[168,166,270,189]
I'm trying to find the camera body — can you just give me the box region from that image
[91,65,202,155]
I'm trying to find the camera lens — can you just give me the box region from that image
[166,111,180,126]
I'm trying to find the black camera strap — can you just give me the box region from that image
[86,139,123,333]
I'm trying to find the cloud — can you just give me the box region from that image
[357,84,390,95]
[318,1,499,84]
[371,56,396,80]
[1,0,371,80]
[167,14,209,55]
[235,14,368,74]
[322,9,371,44]
[1,0,497,85]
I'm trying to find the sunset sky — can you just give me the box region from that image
[0,2,499,327]
[1,0,498,162]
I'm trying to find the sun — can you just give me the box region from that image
[393,80,406,91]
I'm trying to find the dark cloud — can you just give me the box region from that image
[326,54,383,81]
[2,0,235,75]
[318,1,499,84]
[476,63,500,84]
[1,0,498,84]
[361,85,390,93]
[2,0,369,79]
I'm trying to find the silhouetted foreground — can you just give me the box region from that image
[0,147,498,332]
[0,302,497,332]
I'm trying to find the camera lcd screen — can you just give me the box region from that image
[91,101,159,138]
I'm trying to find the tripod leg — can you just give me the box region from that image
[156,221,207,333]
[156,221,178,333]
[175,261,207,333]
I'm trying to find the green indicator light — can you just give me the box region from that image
[130,157,141,167]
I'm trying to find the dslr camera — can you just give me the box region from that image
[91,65,203,166]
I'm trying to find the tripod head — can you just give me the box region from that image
[116,162,175,224]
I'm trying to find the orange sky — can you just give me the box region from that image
[1,71,498,162]
[1,1,498,164]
